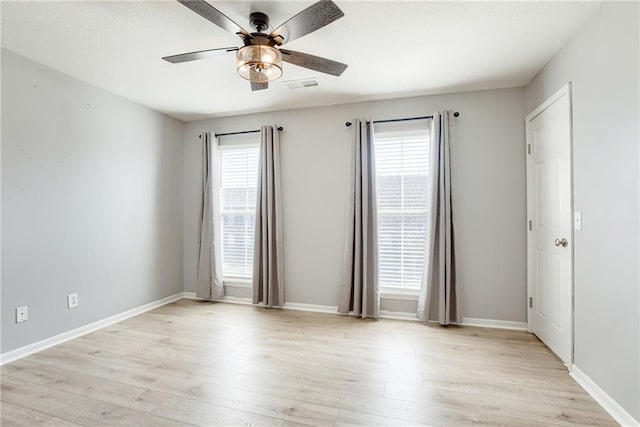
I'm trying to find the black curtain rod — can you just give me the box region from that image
[215,126,283,137]
[199,127,284,139]
[216,129,261,137]
[345,112,459,127]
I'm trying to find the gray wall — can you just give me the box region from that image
[182,88,527,322]
[1,50,184,353]
[525,2,639,420]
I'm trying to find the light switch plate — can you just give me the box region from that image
[67,293,78,309]
[574,212,582,230]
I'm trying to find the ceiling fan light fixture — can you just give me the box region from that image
[236,45,283,82]
[167,0,348,91]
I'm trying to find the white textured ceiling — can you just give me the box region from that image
[1,1,601,121]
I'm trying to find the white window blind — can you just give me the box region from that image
[374,127,432,290]
[219,144,260,279]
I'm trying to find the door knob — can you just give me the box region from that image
[554,238,568,247]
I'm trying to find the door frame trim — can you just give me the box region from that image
[525,82,575,367]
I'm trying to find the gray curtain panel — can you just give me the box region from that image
[338,119,380,318]
[196,132,224,300]
[417,111,461,324]
[252,125,285,307]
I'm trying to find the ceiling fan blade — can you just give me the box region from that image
[162,47,238,64]
[269,0,344,45]
[280,49,347,76]
[177,0,249,37]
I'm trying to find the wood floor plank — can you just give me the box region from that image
[20,349,340,425]
[0,375,193,426]
[3,360,306,427]
[384,380,615,426]
[0,299,617,427]
[9,348,549,426]
[56,338,389,397]
[334,409,426,426]
[0,401,83,427]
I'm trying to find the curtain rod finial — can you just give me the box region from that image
[277,126,283,131]
[453,112,460,117]
[345,122,352,127]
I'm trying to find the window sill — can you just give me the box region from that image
[223,278,252,289]
[380,288,420,301]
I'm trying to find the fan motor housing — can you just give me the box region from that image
[249,12,269,33]
[246,34,277,47]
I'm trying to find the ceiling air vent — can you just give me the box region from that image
[284,78,319,89]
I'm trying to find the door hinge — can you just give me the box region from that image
[527,144,532,155]
[529,297,533,308]
[528,220,532,231]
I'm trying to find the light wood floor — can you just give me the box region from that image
[1,299,616,426]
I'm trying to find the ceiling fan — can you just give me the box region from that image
[163,0,348,91]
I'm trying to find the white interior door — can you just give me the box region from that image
[526,83,573,366]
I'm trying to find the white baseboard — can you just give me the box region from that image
[379,310,420,321]
[282,302,413,320]
[0,292,184,366]
[284,304,418,320]
[462,317,528,331]
[282,302,338,314]
[570,365,639,426]
[184,294,528,330]
[184,293,339,314]
[181,291,200,300]
[185,295,416,319]
[182,292,252,306]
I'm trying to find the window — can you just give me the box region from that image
[219,143,260,279]
[374,127,432,291]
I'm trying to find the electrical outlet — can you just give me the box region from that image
[67,293,79,309]
[16,306,28,323]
